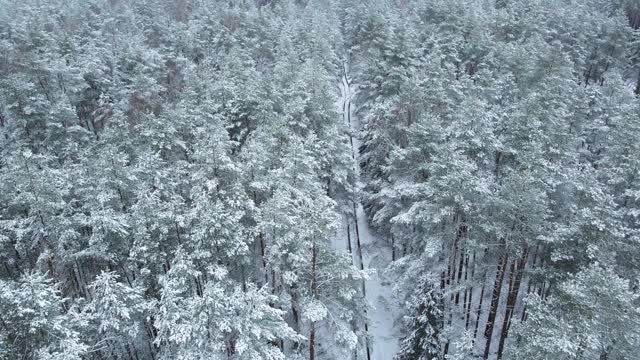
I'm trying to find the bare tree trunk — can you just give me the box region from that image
[353,203,364,272]
[309,321,315,360]
[483,255,508,359]
[144,322,157,360]
[473,274,486,342]
[521,245,539,322]
[391,235,395,261]
[347,222,353,255]
[497,250,528,359]
[450,234,459,290]
[272,270,276,294]
[465,252,476,329]
[365,322,371,360]
[259,232,269,285]
[446,254,453,289]
[496,260,516,359]
[455,244,465,305]
[463,253,469,316]
[310,242,317,360]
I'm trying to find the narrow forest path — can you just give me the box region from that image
[338,63,400,360]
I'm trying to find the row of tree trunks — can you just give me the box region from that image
[483,254,508,359]
[443,216,470,358]
[521,245,541,322]
[436,234,548,359]
[497,249,529,359]
[473,277,487,342]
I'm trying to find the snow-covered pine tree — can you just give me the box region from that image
[395,274,444,360]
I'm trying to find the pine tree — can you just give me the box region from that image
[0,272,88,359]
[395,275,444,360]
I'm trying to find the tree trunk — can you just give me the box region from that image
[259,232,269,285]
[310,242,317,360]
[391,235,395,261]
[521,245,539,321]
[365,321,371,360]
[455,248,465,305]
[473,277,486,341]
[463,254,469,317]
[496,260,517,359]
[353,203,364,271]
[346,222,353,255]
[483,255,508,359]
[497,250,528,359]
[309,322,315,360]
[465,252,475,329]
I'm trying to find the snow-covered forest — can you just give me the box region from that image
[1,0,640,359]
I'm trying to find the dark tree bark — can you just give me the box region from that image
[309,242,317,360]
[497,249,528,359]
[473,256,487,342]
[465,252,476,329]
[496,259,516,359]
[483,255,508,359]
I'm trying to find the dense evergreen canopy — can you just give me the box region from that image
[1,0,639,359]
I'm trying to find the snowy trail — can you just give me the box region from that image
[339,63,400,360]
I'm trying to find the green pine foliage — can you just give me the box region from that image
[1,0,640,359]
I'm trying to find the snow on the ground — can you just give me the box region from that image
[356,203,400,360]
[335,62,400,360]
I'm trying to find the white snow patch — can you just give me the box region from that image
[331,62,400,360]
